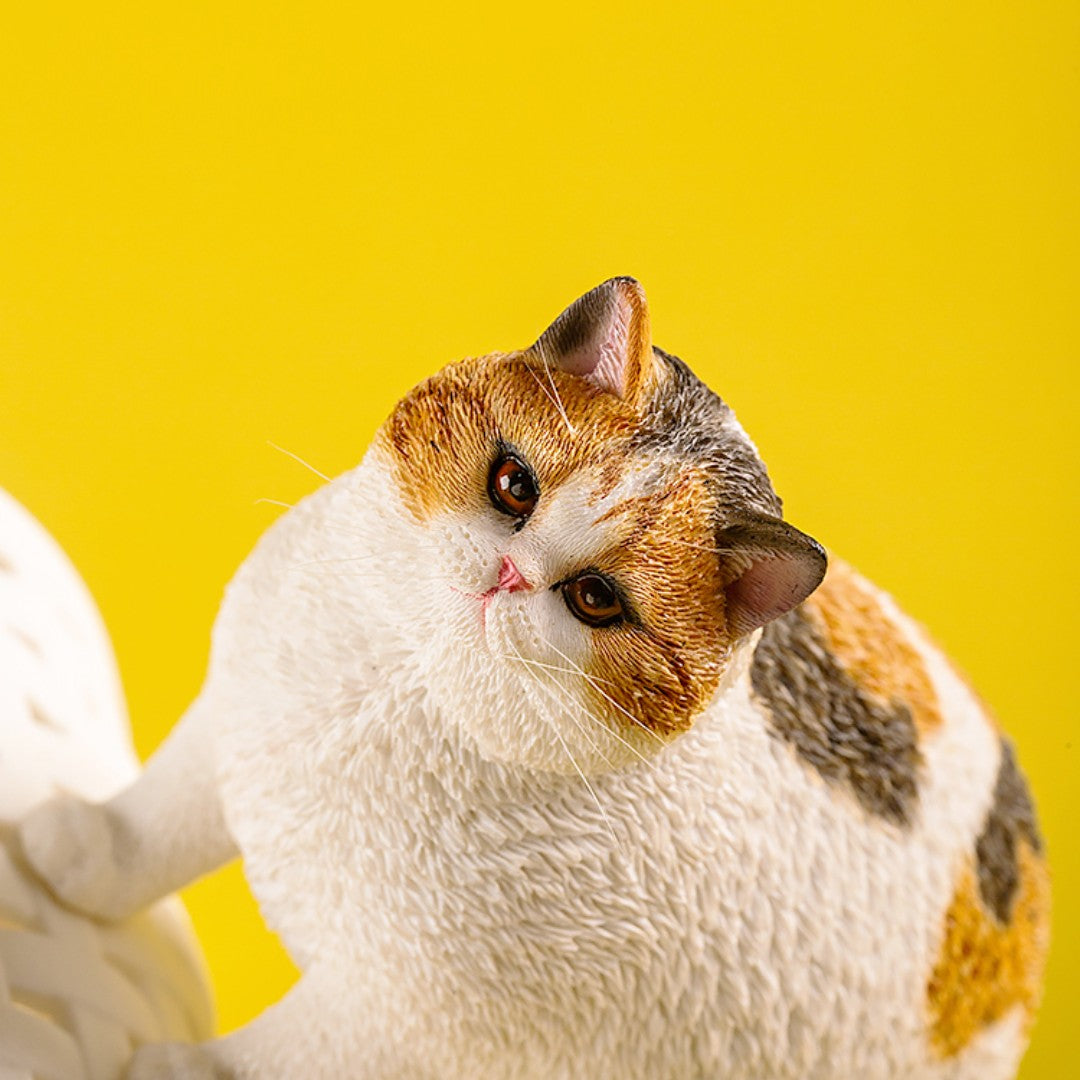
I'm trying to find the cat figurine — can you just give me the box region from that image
[18,278,1049,1079]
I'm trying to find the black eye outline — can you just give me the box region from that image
[557,570,629,629]
[487,450,539,525]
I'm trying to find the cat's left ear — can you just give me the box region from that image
[717,515,828,637]
[531,277,656,405]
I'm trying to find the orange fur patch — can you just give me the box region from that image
[588,473,730,737]
[380,352,638,523]
[805,559,943,737]
[927,844,1050,1058]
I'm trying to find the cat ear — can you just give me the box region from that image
[531,277,655,403]
[717,515,827,636]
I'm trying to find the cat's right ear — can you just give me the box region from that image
[531,277,656,405]
[717,515,828,637]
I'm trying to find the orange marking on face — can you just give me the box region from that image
[587,473,730,738]
[379,353,637,522]
[927,843,1050,1057]
[804,559,943,737]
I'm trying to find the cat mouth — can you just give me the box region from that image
[453,557,534,644]
[448,583,500,644]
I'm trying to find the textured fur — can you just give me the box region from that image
[17,279,1048,1078]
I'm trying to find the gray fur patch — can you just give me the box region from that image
[975,740,1042,923]
[750,607,921,825]
[633,349,782,519]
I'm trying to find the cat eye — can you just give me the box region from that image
[488,453,539,521]
[562,573,625,628]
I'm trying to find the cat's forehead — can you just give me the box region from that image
[381,346,779,525]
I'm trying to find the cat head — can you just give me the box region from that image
[371,278,825,773]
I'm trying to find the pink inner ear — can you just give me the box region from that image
[557,299,632,396]
[726,553,818,635]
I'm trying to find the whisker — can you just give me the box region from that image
[505,643,618,846]
[548,716,620,847]
[526,363,577,437]
[317,520,384,542]
[524,365,562,416]
[538,355,576,437]
[539,635,666,746]
[496,654,618,687]
[504,653,660,773]
[267,440,332,483]
[563,694,659,772]
[255,497,294,510]
[286,556,383,578]
[507,648,614,770]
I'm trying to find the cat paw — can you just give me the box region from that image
[17,794,125,919]
[127,1043,230,1080]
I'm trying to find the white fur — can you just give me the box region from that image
[19,446,1027,1079]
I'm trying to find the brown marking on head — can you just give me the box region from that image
[585,472,732,737]
[380,351,640,523]
[927,740,1049,1057]
[804,560,943,738]
[751,601,922,824]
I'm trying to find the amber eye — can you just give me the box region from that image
[488,454,539,520]
[562,573,625,628]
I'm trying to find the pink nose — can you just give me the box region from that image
[497,556,530,594]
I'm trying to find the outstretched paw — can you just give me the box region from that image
[127,1042,230,1080]
[17,793,126,919]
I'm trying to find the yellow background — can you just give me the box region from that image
[1,2,1075,1074]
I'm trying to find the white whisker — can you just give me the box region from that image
[318,520,383,542]
[539,355,576,436]
[286,555,382,577]
[552,677,659,772]
[549,717,620,847]
[501,652,659,773]
[539,635,667,746]
[496,654,617,687]
[505,643,619,847]
[565,695,659,772]
[267,440,332,483]
[507,648,614,770]
[526,363,577,437]
[255,497,294,510]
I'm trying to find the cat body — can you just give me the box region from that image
[18,279,1048,1079]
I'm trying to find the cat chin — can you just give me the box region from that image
[426,628,760,780]
[454,712,663,777]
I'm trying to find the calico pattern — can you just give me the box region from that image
[927,843,1049,1057]
[975,739,1043,923]
[750,594,922,825]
